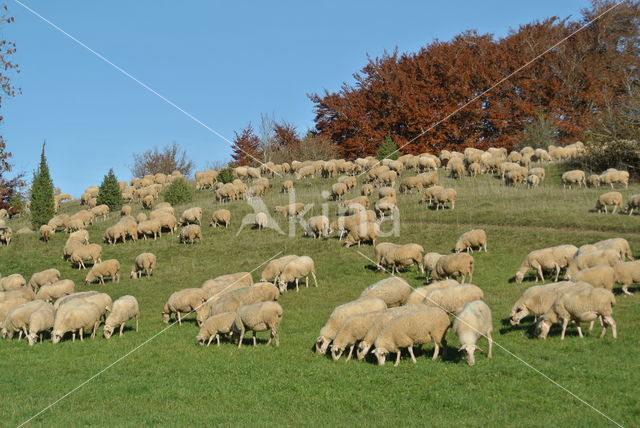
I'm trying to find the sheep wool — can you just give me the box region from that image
[453,300,493,366]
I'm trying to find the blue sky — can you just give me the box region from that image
[3,0,591,196]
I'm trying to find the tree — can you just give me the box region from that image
[162,178,194,206]
[376,135,399,160]
[514,112,558,150]
[30,143,55,228]
[231,124,261,166]
[96,168,123,211]
[131,142,194,178]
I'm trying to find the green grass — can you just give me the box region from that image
[1,163,639,427]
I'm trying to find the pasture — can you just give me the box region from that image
[1,163,639,426]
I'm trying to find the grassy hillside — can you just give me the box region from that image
[1,164,639,426]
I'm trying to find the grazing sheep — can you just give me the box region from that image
[201,283,279,325]
[434,188,457,210]
[373,307,450,366]
[374,196,397,218]
[51,302,103,343]
[90,204,110,221]
[422,283,484,314]
[179,224,203,244]
[360,277,413,307]
[595,192,623,214]
[84,259,120,285]
[330,210,377,240]
[53,291,99,310]
[26,304,55,345]
[156,214,178,235]
[331,182,349,200]
[232,301,283,348]
[526,174,540,189]
[0,298,29,325]
[379,243,425,274]
[399,176,423,194]
[331,311,385,360]
[344,222,380,248]
[316,297,388,355]
[587,174,600,188]
[69,244,103,269]
[201,272,254,298]
[120,205,132,216]
[599,169,629,189]
[304,215,331,239]
[454,229,487,253]
[0,274,26,291]
[180,207,203,225]
[103,295,139,338]
[137,219,161,240]
[28,269,61,292]
[142,195,154,209]
[34,279,75,302]
[405,280,460,305]
[63,240,84,262]
[261,255,299,283]
[69,229,90,244]
[529,167,546,181]
[626,194,640,215]
[0,226,12,245]
[565,249,621,277]
[281,180,294,193]
[196,312,236,346]
[274,203,305,218]
[2,300,49,339]
[104,224,127,245]
[343,196,370,213]
[378,187,396,199]
[433,253,474,283]
[209,209,231,228]
[277,256,318,293]
[509,281,585,326]
[536,288,616,339]
[568,266,615,290]
[613,260,640,295]
[561,170,586,188]
[515,248,561,283]
[130,253,157,279]
[360,184,373,196]
[593,238,634,261]
[0,287,35,303]
[39,224,54,242]
[374,243,400,271]
[423,252,444,281]
[162,288,208,324]
[453,300,493,366]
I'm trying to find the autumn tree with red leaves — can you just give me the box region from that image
[231,124,261,166]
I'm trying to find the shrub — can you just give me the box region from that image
[376,135,399,160]
[96,169,123,211]
[569,139,640,180]
[217,167,234,184]
[131,142,194,177]
[162,178,195,206]
[30,144,55,228]
[514,112,558,151]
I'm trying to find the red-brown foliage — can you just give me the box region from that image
[231,124,262,166]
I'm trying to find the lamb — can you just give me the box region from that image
[372,307,450,366]
[453,300,493,366]
[209,209,231,228]
[84,259,120,285]
[179,224,203,244]
[330,311,385,360]
[281,180,294,193]
[316,297,388,355]
[103,295,140,338]
[104,224,126,245]
[0,274,26,291]
[130,252,157,279]
[536,288,616,339]
[422,283,484,314]
[360,277,413,307]
[232,301,283,347]
[274,203,305,218]
[34,279,75,302]
[69,244,103,269]
[592,238,634,261]
[626,194,640,215]
[25,304,55,345]
[260,255,299,283]
[180,207,202,225]
[0,287,35,303]
[432,253,474,283]
[331,182,348,200]
[567,266,615,290]
[39,224,54,242]
[454,229,487,253]
[565,249,621,277]
[434,188,457,210]
[196,312,236,346]
[277,256,318,293]
[344,222,379,248]
[595,191,623,214]
[137,219,162,240]
[509,281,585,325]
[405,280,460,305]
[51,302,103,343]
[423,252,444,281]
[1,300,49,339]
[28,269,61,292]
[561,170,586,188]
[379,243,425,274]
[613,260,640,295]
[162,288,208,324]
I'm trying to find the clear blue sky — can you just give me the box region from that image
[3,0,591,196]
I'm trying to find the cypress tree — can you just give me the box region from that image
[96,168,123,211]
[30,143,55,228]
[376,135,400,160]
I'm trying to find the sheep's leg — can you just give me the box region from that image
[604,316,617,339]
[72,332,76,342]
[408,346,417,364]
[576,325,583,338]
[119,323,125,336]
[252,331,257,347]
[274,329,280,347]
[177,312,182,325]
[432,342,439,360]
[560,318,569,340]
[136,316,139,332]
[612,205,617,214]
[295,278,299,293]
[79,328,84,342]
[346,345,354,361]
[537,267,544,282]
[487,333,493,358]
[394,351,401,367]
[216,334,221,346]
[206,335,214,346]
[237,328,245,348]
[588,320,595,332]
[305,276,309,288]
[312,272,318,288]
[622,285,633,295]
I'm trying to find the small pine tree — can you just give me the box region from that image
[217,167,234,184]
[515,112,558,150]
[30,143,55,228]
[376,135,399,160]
[97,169,123,211]
[162,178,195,206]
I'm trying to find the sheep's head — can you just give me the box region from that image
[356,341,372,361]
[103,325,114,339]
[161,313,170,323]
[315,336,330,355]
[84,273,94,285]
[27,333,38,346]
[330,344,344,361]
[130,270,138,279]
[372,347,388,366]
[195,335,206,346]
[534,318,551,339]
[509,305,529,326]
[458,344,481,366]
[1,328,9,339]
[514,272,524,284]
[51,332,62,344]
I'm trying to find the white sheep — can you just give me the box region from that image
[39,224,54,243]
[0,274,26,291]
[232,301,283,347]
[567,266,615,290]
[255,212,268,229]
[432,253,474,283]
[28,269,61,292]
[180,207,203,225]
[565,249,621,277]
[360,277,413,307]
[595,191,623,214]
[179,224,203,244]
[613,260,640,295]
[422,283,484,314]
[201,283,279,325]
[202,272,253,298]
[344,222,380,247]
[69,244,103,269]
[509,281,587,326]
[162,288,207,325]
[209,209,231,228]
[592,238,634,261]
[626,194,640,215]
[34,279,75,302]
[453,300,493,366]
[84,259,120,285]
[103,295,140,339]
[561,170,586,188]
[454,229,487,253]
[0,298,28,326]
[304,215,331,238]
[330,310,385,360]
[379,244,425,274]
[130,253,157,279]
[423,252,443,281]
[196,312,237,346]
[26,304,55,345]
[51,302,103,343]
[405,280,460,305]
[260,255,298,283]
[137,219,161,240]
[53,291,99,310]
[1,300,49,339]
[514,248,560,283]
[434,188,457,210]
[374,243,400,271]
[277,256,318,293]
[0,287,35,303]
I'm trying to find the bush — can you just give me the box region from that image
[376,135,399,160]
[162,178,195,206]
[514,112,558,151]
[30,144,55,228]
[217,167,234,184]
[569,139,640,180]
[96,169,123,211]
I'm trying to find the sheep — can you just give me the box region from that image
[515,248,561,283]
[374,196,397,218]
[593,238,634,261]
[378,187,396,199]
[142,195,154,209]
[536,288,616,340]
[595,191,623,214]
[626,194,640,215]
[587,174,601,188]
[274,203,305,218]
[0,274,26,291]
[90,204,110,221]
[84,259,120,285]
[179,224,203,244]
[399,176,423,194]
[281,180,294,193]
[120,205,132,216]
[25,304,55,345]
[69,244,103,269]
[0,287,35,303]
[51,302,103,343]
[374,243,400,271]
[138,219,162,240]
[277,256,318,293]
[372,307,450,366]
[568,266,615,290]
[379,244,425,274]
[180,207,203,225]
[0,298,29,325]
[343,196,370,212]
[28,269,61,292]
[155,214,178,235]
[69,229,89,244]
[34,279,75,302]
[65,218,85,233]
[599,169,629,189]
[39,224,54,242]
[433,253,474,283]
[0,226,12,245]
[405,280,460,305]
[261,255,299,283]
[613,260,640,295]
[201,272,254,298]
[330,310,385,360]
[331,182,348,200]
[103,295,140,339]
[529,167,545,181]
[209,209,231,228]
[330,210,377,240]
[360,184,373,196]
[162,288,207,325]
[53,291,99,310]
[304,215,331,238]
[1,300,49,339]
[422,283,484,314]
[423,252,444,281]
[104,224,126,245]
[232,301,283,348]
[526,174,540,189]
[344,222,379,248]
[561,170,586,188]
[130,253,157,279]
[509,281,585,325]
[196,312,236,346]
[565,249,621,277]
[201,283,279,324]
[434,188,457,210]
[360,277,413,307]
[316,297,388,355]
[453,300,493,366]
[454,229,487,253]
